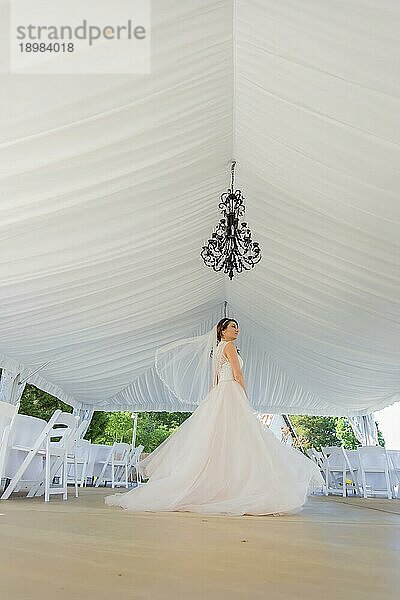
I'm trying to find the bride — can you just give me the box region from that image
[105,318,324,515]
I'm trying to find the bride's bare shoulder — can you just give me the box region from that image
[223,341,238,357]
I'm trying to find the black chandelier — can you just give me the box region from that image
[201,161,261,280]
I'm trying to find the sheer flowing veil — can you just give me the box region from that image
[155,326,219,405]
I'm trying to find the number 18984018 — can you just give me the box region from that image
[19,42,74,52]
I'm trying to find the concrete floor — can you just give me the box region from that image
[0,488,399,600]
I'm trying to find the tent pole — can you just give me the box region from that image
[282,415,304,451]
[131,413,138,448]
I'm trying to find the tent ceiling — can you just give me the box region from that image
[0,0,399,415]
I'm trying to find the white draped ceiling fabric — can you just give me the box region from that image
[0,0,399,416]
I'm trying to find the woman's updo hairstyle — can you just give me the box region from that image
[216,318,239,343]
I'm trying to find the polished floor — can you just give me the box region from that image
[0,488,399,600]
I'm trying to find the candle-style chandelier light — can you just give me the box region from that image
[201,161,261,280]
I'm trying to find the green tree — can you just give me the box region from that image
[136,412,171,452]
[291,415,385,450]
[19,384,72,420]
[85,411,109,442]
[377,427,385,448]
[144,411,191,430]
[84,410,192,452]
[335,417,360,449]
[290,415,340,450]
[94,412,134,445]
[137,412,191,452]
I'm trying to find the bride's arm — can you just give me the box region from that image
[224,342,248,398]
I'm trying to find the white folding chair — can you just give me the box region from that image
[94,442,131,489]
[91,444,113,485]
[1,410,62,500]
[128,445,144,487]
[310,448,325,470]
[94,445,114,487]
[67,438,91,488]
[0,401,18,489]
[85,443,102,485]
[321,446,349,497]
[342,448,361,496]
[309,448,327,490]
[357,446,393,499]
[3,415,48,496]
[64,420,90,493]
[25,412,81,501]
[387,451,400,498]
[40,412,79,501]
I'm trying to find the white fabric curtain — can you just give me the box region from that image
[72,403,95,437]
[0,0,233,410]
[0,1,399,415]
[230,0,400,415]
[0,369,26,406]
[348,414,379,446]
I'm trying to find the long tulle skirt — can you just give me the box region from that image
[105,381,324,515]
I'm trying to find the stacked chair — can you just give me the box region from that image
[0,401,19,489]
[94,442,144,489]
[94,442,131,489]
[0,402,146,500]
[0,409,90,502]
[129,444,145,487]
[356,446,395,500]
[309,445,399,499]
[1,413,49,498]
[67,438,91,488]
[320,446,360,497]
[387,451,400,498]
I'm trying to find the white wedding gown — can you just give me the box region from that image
[105,341,324,515]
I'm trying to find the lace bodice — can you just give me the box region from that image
[214,341,243,383]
